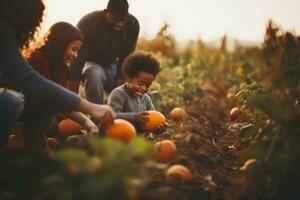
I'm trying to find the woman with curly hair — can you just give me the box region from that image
[0,0,115,159]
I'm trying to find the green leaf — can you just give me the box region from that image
[52,148,89,164]
[88,137,126,161]
[127,137,154,159]
[196,87,205,97]
[247,94,297,125]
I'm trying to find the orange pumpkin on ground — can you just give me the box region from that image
[230,107,241,120]
[57,118,81,136]
[105,119,137,143]
[165,164,193,182]
[169,107,187,120]
[143,110,166,132]
[5,134,25,152]
[154,140,178,162]
[47,137,59,149]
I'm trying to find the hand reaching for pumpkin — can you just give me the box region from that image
[134,112,149,125]
[79,99,116,126]
[82,117,99,134]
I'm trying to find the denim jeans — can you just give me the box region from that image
[81,61,117,104]
[0,89,24,150]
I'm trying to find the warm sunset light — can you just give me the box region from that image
[43,0,300,42]
[2,0,300,199]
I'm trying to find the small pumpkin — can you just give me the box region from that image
[226,92,236,100]
[154,140,178,162]
[57,118,81,136]
[105,119,137,143]
[169,107,187,120]
[230,107,241,120]
[165,164,193,182]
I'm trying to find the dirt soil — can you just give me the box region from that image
[0,82,252,200]
[141,82,250,200]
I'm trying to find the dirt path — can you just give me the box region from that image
[142,82,249,200]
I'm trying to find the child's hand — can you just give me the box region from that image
[134,112,149,124]
[83,118,99,134]
[153,122,168,134]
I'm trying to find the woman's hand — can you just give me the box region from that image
[79,99,116,125]
[90,104,116,125]
[82,118,99,134]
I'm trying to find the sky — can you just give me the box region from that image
[43,0,300,42]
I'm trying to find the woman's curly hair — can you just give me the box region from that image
[0,0,45,48]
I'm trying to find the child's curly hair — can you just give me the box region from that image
[122,51,160,78]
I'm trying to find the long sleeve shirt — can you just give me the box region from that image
[68,10,140,81]
[0,20,80,112]
[107,84,154,123]
[28,50,67,87]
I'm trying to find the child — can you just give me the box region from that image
[108,51,163,132]
[20,22,98,151]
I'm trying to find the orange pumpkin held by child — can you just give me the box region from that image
[105,119,137,143]
[143,110,166,132]
[169,107,187,120]
[57,118,81,136]
[165,164,193,182]
[154,140,178,162]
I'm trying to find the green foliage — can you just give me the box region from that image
[137,21,298,198]
[230,20,300,199]
[151,64,204,109]
[247,94,299,125]
[38,136,155,200]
